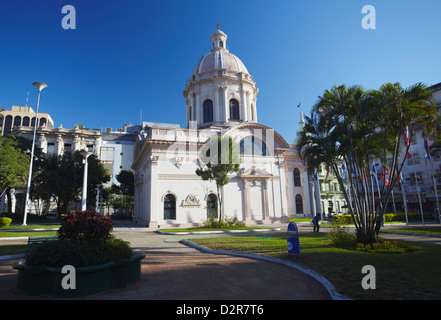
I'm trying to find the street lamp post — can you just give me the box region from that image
[80,150,93,211]
[22,82,47,226]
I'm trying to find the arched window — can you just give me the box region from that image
[39,117,47,127]
[4,115,13,135]
[207,194,218,219]
[219,41,224,48]
[293,168,301,187]
[164,194,176,220]
[295,194,303,214]
[203,100,213,123]
[13,116,21,128]
[22,116,30,126]
[239,136,267,156]
[229,99,240,120]
[31,117,36,127]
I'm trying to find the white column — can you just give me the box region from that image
[222,87,228,122]
[149,156,159,228]
[241,90,248,122]
[214,86,219,122]
[195,93,201,127]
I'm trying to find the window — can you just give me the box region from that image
[229,99,239,120]
[203,100,213,123]
[293,168,301,186]
[47,142,56,155]
[39,118,47,127]
[239,136,267,156]
[13,116,21,127]
[22,116,30,126]
[4,115,12,135]
[164,194,176,220]
[207,194,218,219]
[295,194,303,214]
[64,143,72,152]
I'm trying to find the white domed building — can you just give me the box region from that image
[132,28,311,228]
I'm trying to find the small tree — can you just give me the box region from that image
[196,135,240,222]
[0,136,30,213]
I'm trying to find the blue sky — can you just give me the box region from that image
[1,0,440,141]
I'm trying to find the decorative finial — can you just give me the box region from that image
[217,21,220,30]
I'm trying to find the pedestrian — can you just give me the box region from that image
[312,214,320,232]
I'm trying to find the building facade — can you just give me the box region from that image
[0,105,53,136]
[132,28,309,228]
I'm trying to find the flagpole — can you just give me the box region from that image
[430,160,440,224]
[400,174,409,227]
[410,143,425,227]
[426,137,441,224]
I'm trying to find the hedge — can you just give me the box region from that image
[0,217,12,228]
[332,212,432,225]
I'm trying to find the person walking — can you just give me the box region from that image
[312,214,321,232]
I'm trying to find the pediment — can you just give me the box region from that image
[239,166,273,179]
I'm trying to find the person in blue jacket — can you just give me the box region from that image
[312,214,321,232]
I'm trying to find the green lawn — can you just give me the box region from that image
[190,232,441,300]
[159,226,276,233]
[382,226,441,235]
[0,231,57,238]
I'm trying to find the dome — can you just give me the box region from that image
[192,51,249,76]
[191,29,249,77]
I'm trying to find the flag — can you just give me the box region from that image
[424,136,431,160]
[382,168,391,186]
[372,165,377,185]
[342,162,346,179]
[404,126,412,159]
[324,166,329,181]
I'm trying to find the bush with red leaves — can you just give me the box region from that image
[58,211,114,242]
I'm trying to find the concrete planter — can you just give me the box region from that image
[13,252,145,298]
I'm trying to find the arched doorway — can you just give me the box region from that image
[163,194,176,220]
[207,194,218,219]
[295,194,304,214]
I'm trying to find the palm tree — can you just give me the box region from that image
[297,82,439,244]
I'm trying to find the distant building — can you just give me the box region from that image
[0,105,54,136]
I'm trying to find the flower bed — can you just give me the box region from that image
[12,211,145,298]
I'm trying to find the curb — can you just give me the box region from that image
[180,239,350,300]
[0,254,24,261]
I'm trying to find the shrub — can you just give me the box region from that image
[57,211,114,242]
[26,237,133,267]
[332,215,353,225]
[203,215,245,229]
[356,238,417,254]
[328,224,417,254]
[0,217,12,228]
[328,225,356,249]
